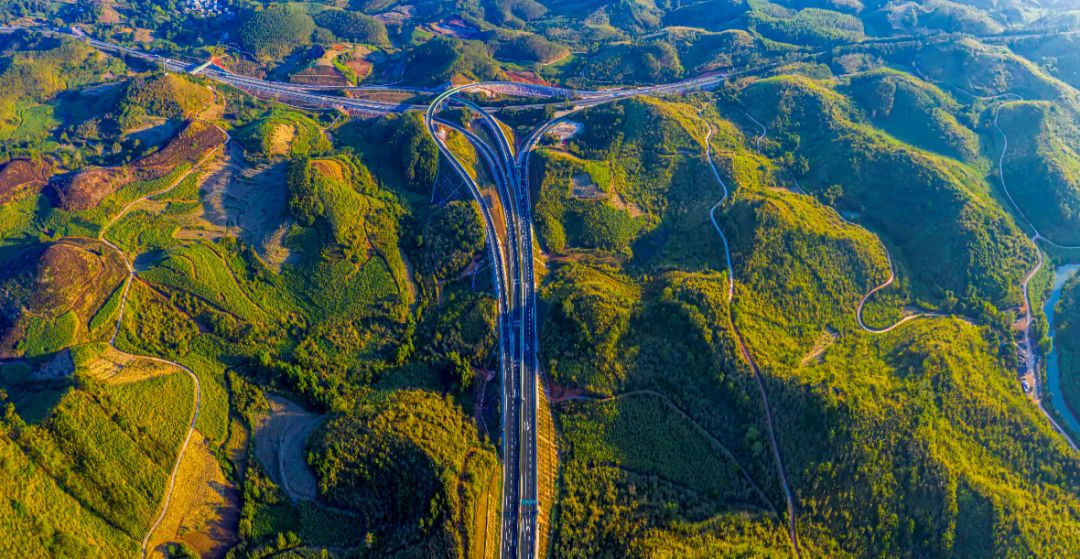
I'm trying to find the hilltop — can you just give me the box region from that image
[0,1,1079,558]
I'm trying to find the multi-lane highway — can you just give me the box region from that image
[426,82,544,558]
[425,90,523,557]
[14,25,757,558]
[1,24,723,558]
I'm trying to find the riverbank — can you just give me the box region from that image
[1044,264,1080,441]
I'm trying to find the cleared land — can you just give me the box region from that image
[252,394,324,503]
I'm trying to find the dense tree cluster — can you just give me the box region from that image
[312,8,389,47]
[238,4,316,58]
[403,36,502,86]
[423,200,485,281]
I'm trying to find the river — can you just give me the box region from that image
[1044,263,1080,438]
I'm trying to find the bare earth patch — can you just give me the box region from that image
[570,173,602,199]
[0,158,50,204]
[800,327,839,366]
[310,159,344,182]
[607,187,643,218]
[178,142,295,270]
[147,430,241,559]
[252,394,324,503]
[548,121,583,142]
[267,124,296,157]
[50,123,226,211]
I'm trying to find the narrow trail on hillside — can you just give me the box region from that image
[84,129,225,557]
[744,112,767,151]
[738,111,933,334]
[702,118,801,557]
[855,250,940,334]
[992,101,1080,451]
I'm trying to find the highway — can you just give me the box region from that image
[427,81,551,558]
[3,25,723,558]
[25,22,1075,558]
[426,86,527,558]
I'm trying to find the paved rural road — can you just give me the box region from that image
[993,100,1079,451]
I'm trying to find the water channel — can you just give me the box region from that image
[1043,263,1080,438]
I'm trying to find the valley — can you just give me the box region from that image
[2,1,1080,558]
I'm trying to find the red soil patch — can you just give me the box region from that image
[309,159,344,181]
[0,240,127,358]
[506,70,551,86]
[49,123,226,211]
[0,158,50,205]
[548,383,586,403]
[343,58,373,81]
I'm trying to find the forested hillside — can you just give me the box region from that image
[1,1,1080,558]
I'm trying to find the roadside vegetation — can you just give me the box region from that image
[1057,274,1080,425]
[2,2,1080,558]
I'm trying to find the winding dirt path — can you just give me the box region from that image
[85,128,226,557]
[744,112,767,151]
[742,114,928,334]
[855,253,940,334]
[702,118,801,557]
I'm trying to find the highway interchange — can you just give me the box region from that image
[6,21,1079,558]
[0,24,732,558]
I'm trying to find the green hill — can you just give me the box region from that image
[549,269,792,556]
[0,352,195,557]
[533,98,723,268]
[1056,273,1080,425]
[572,41,684,85]
[312,8,390,47]
[309,389,500,558]
[769,318,1080,557]
[488,31,569,64]
[663,0,750,32]
[238,4,316,59]
[843,69,980,162]
[912,39,1080,112]
[539,262,640,394]
[236,109,331,159]
[995,101,1080,245]
[748,3,865,46]
[422,199,485,281]
[724,185,891,368]
[663,28,773,74]
[878,0,1004,35]
[532,149,641,254]
[0,242,127,359]
[1008,33,1080,92]
[402,36,503,86]
[116,72,213,130]
[740,75,1034,310]
[0,35,122,151]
